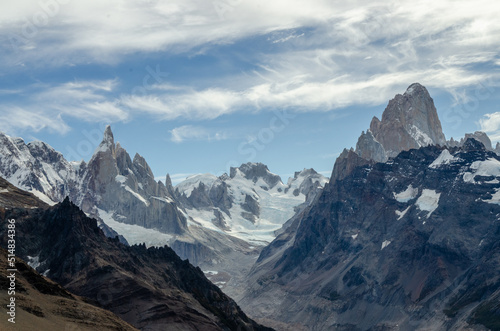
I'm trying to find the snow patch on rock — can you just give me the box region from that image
[429,149,456,168]
[27,255,40,269]
[394,185,418,203]
[416,189,440,218]
[409,125,433,147]
[463,158,500,184]
[395,206,411,220]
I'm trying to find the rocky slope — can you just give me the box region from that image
[0,247,138,331]
[0,184,273,331]
[240,84,500,330]
[242,140,500,330]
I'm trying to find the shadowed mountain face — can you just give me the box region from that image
[240,84,500,330]
[0,187,273,331]
[242,141,500,330]
[0,247,139,331]
[0,176,48,209]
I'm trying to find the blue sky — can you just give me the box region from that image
[1,0,499,184]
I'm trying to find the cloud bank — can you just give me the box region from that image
[1,0,499,135]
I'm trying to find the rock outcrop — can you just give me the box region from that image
[0,247,138,331]
[241,141,500,330]
[356,83,447,162]
[0,186,273,331]
[239,83,500,331]
[0,126,187,236]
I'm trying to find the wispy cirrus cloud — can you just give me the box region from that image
[0,106,70,134]
[0,80,126,135]
[170,125,229,143]
[1,0,500,134]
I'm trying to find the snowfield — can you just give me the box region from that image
[394,185,418,203]
[98,209,173,247]
[416,189,441,219]
[463,158,500,184]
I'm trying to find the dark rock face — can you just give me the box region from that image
[0,194,273,331]
[463,131,492,150]
[241,194,260,223]
[0,247,139,331]
[241,142,500,330]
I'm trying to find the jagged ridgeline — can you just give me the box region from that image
[240,83,500,330]
[0,127,328,299]
[0,177,273,330]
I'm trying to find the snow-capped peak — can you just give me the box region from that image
[176,173,219,197]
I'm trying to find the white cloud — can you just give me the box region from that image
[479,112,500,142]
[0,106,70,134]
[0,0,340,66]
[1,1,500,132]
[170,125,229,143]
[121,88,242,120]
[0,80,127,135]
[1,0,498,68]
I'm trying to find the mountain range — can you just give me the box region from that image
[239,83,500,330]
[0,127,327,298]
[1,83,499,330]
[0,176,272,330]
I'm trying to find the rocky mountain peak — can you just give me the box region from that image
[165,173,173,187]
[133,153,154,177]
[293,168,318,179]
[403,82,427,96]
[462,137,486,152]
[331,148,371,182]
[103,124,114,142]
[230,162,282,188]
[462,131,492,150]
[355,130,387,163]
[356,83,446,162]
[93,125,116,157]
